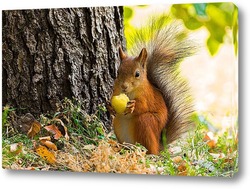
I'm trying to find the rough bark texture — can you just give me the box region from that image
[2,7,125,128]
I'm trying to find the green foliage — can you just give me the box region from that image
[56,98,107,145]
[152,113,238,177]
[2,99,110,170]
[171,2,238,56]
[2,106,14,127]
[124,2,238,56]
[2,134,41,168]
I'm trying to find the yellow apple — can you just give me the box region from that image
[111,93,129,114]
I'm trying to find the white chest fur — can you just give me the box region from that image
[114,115,135,144]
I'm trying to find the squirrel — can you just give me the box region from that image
[109,16,197,155]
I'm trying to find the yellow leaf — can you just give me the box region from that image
[39,136,51,141]
[35,145,56,164]
[27,120,41,138]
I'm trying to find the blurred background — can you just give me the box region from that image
[123,3,238,133]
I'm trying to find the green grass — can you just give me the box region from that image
[2,134,44,169]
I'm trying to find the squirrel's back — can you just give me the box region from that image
[128,15,197,144]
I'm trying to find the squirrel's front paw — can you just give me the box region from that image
[124,100,136,115]
[107,101,116,116]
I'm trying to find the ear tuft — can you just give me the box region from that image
[136,48,147,68]
[119,47,127,60]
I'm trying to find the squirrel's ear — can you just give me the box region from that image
[119,47,127,61]
[136,48,147,68]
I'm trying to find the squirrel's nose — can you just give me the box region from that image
[121,83,129,91]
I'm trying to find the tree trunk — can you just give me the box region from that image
[2,7,125,128]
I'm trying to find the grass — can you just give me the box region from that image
[2,98,238,176]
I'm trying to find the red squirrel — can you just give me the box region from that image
[109,17,196,154]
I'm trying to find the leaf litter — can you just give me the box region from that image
[2,99,238,176]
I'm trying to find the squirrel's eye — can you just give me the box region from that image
[135,70,140,78]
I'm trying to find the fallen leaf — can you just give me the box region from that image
[53,118,69,140]
[172,156,183,164]
[39,136,51,141]
[207,140,216,148]
[27,120,41,138]
[44,124,62,140]
[39,136,57,150]
[35,145,56,164]
[10,142,23,155]
[41,140,57,151]
[177,162,187,172]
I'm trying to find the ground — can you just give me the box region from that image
[2,98,238,176]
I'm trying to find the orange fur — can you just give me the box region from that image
[111,48,168,154]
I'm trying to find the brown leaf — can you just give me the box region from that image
[177,162,187,172]
[35,145,56,164]
[53,118,69,140]
[27,120,41,138]
[207,140,216,148]
[44,124,62,140]
[41,140,57,151]
[39,136,57,150]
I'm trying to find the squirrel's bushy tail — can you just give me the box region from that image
[128,15,197,144]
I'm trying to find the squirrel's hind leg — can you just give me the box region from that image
[134,113,161,155]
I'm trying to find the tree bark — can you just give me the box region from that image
[2,7,125,128]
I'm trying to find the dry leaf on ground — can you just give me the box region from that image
[203,132,217,148]
[44,124,62,140]
[172,156,183,163]
[35,145,56,164]
[27,120,41,138]
[53,118,70,140]
[40,140,57,151]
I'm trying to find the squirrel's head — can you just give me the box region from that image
[115,47,148,95]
